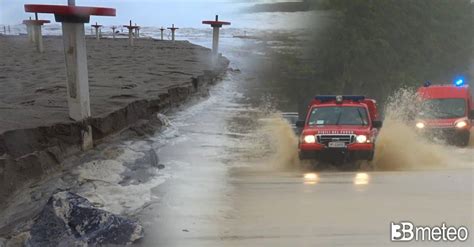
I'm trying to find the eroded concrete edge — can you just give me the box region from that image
[0,57,229,206]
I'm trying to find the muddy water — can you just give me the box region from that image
[375,89,474,170]
[135,34,473,246]
[1,28,471,245]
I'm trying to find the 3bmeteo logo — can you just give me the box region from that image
[391,221,469,242]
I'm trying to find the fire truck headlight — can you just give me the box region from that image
[356,135,368,143]
[416,122,425,129]
[455,120,468,129]
[303,135,316,144]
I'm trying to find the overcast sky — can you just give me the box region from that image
[0,0,300,27]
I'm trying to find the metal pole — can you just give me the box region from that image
[212,26,219,65]
[26,25,31,41]
[128,28,134,46]
[31,24,37,43]
[61,22,93,149]
[171,25,175,41]
[128,20,134,46]
[62,23,91,120]
[34,24,44,52]
[95,22,99,40]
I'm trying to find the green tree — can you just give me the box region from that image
[316,0,473,99]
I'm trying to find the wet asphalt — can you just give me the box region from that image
[135,36,474,246]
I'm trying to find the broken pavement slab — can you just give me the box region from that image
[27,191,144,246]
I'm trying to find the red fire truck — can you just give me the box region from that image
[415,79,474,146]
[296,95,383,170]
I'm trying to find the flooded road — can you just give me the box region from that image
[1,28,470,246]
[0,4,472,246]
[135,34,474,246]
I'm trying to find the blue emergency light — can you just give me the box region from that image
[454,77,465,87]
[315,95,365,102]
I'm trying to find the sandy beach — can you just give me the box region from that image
[0,35,229,203]
[0,35,225,132]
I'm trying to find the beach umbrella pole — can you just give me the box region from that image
[202,15,231,66]
[25,1,116,150]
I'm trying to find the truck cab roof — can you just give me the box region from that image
[308,95,379,121]
[417,85,470,99]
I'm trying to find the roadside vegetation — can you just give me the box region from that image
[315,0,473,97]
[258,0,473,113]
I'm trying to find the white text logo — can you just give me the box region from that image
[391,222,469,242]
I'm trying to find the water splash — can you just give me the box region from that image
[242,113,301,171]
[246,89,473,171]
[374,88,473,170]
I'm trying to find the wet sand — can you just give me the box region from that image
[0,35,229,204]
[0,35,221,132]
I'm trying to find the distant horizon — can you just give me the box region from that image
[0,0,302,27]
[0,0,313,29]
[0,0,243,26]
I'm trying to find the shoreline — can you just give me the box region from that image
[0,35,229,206]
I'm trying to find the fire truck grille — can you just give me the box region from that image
[317,135,355,146]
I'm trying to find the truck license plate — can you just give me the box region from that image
[328,142,346,148]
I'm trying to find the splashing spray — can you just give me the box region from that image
[374,89,472,170]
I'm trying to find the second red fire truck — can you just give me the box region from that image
[415,79,474,146]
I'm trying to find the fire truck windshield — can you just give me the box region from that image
[419,98,466,119]
[308,106,369,126]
